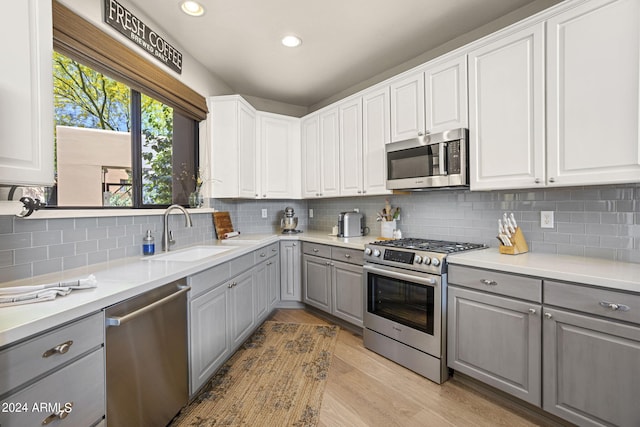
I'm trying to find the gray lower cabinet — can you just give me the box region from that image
[188,243,278,395]
[447,285,541,406]
[543,281,640,426]
[189,281,229,394]
[302,242,363,327]
[280,241,301,302]
[0,312,105,426]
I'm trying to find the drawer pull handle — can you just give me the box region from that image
[344,254,351,258]
[42,340,73,358]
[480,279,498,286]
[599,301,630,312]
[42,402,73,425]
[260,253,266,257]
[313,248,319,252]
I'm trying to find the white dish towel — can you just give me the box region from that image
[0,275,97,307]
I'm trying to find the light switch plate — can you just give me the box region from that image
[309,208,314,218]
[540,211,554,228]
[261,209,267,218]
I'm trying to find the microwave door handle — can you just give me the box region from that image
[439,143,448,176]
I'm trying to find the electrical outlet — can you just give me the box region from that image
[309,208,314,218]
[540,211,554,229]
[261,209,267,218]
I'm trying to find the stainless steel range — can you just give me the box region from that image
[363,238,486,383]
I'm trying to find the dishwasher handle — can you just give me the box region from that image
[106,285,190,327]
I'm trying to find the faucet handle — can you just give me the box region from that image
[168,230,175,245]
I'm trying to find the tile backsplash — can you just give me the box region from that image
[1,183,638,283]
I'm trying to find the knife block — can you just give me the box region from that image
[499,227,529,255]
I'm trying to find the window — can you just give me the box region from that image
[35,51,198,208]
[47,1,207,209]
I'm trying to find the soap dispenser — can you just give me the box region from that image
[142,230,155,255]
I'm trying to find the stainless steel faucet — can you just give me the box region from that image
[163,204,193,252]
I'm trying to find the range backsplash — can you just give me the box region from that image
[0,184,638,283]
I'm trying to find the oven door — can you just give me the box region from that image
[363,263,442,357]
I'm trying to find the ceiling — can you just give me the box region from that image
[126,0,557,108]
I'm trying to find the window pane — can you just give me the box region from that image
[52,51,132,207]
[141,95,175,205]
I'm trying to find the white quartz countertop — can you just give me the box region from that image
[0,231,372,347]
[447,248,640,294]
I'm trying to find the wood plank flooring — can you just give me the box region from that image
[268,309,554,427]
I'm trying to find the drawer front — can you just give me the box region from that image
[229,252,255,277]
[0,349,105,427]
[0,312,104,396]
[254,243,279,263]
[331,246,363,265]
[545,280,640,325]
[303,242,331,258]
[448,265,542,303]
[188,262,230,297]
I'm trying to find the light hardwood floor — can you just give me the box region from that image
[268,309,559,427]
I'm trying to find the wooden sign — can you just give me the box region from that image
[104,0,183,74]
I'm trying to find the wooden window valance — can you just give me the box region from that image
[52,0,208,121]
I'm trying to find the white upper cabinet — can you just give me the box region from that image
[206,96,256,198]
[237,102,258,198]
[257,112,301,199]
[0,0,54,186]
[339,98,363,196]
[546,0,640,187]
[362,86,392,196]
[425,55,468,133]
[301,107,340,198]
[301,114,321,198]
[469,24,545,191]
[390,70,425,142]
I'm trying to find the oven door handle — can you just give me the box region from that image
[364,264,437,286]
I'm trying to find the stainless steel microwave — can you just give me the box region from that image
[385,128,468,190]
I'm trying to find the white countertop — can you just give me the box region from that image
[0,231,373,347]
[448,248,640,293]
[3,231,639,348]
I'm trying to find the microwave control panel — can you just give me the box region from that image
[448,140,461,175]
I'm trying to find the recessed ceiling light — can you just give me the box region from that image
[181,1,205,17]
[281,35,302,48]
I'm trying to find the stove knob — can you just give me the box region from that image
[431,258,440,267]
[423,256,431,265]
[373,249,381,257]
[414,255,422,264]
[364,247,372,256]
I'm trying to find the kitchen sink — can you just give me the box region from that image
[144,245,237,262]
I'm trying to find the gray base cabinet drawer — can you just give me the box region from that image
[0,312,104,396]
[302,242,331,258]
[188,262,230,297]
[543,307,640,426]
[449,265,542,302]
[254,243,279,263]
[229,252,254,277]
[544,280,640,325]
[0,349,105,427]
[331,247,363,265]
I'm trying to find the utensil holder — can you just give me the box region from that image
[499,227,529,255]
[380,220,396,238]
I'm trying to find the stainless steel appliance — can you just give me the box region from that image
[281,206,302,234]
[105,280,190,427]
[363,238,485,383]
[337,211,364,237]
[386,128,468,190]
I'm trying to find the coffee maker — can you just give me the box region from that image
[280,207,302,234]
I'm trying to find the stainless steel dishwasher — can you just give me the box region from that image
[105,280,190,427]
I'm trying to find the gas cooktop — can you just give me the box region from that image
[371,238,486,254]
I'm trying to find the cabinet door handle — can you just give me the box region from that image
[528,308,537,315]
[42,402,73,424]
[599,301,630,312]
[260,252,266,257]
[272,248,277,252]
[42,340,74,358]
[266,262,272,266]
[548,177,556,183]
[544,312,553,319]
[534,178,541,184]
[480,279,497,286]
